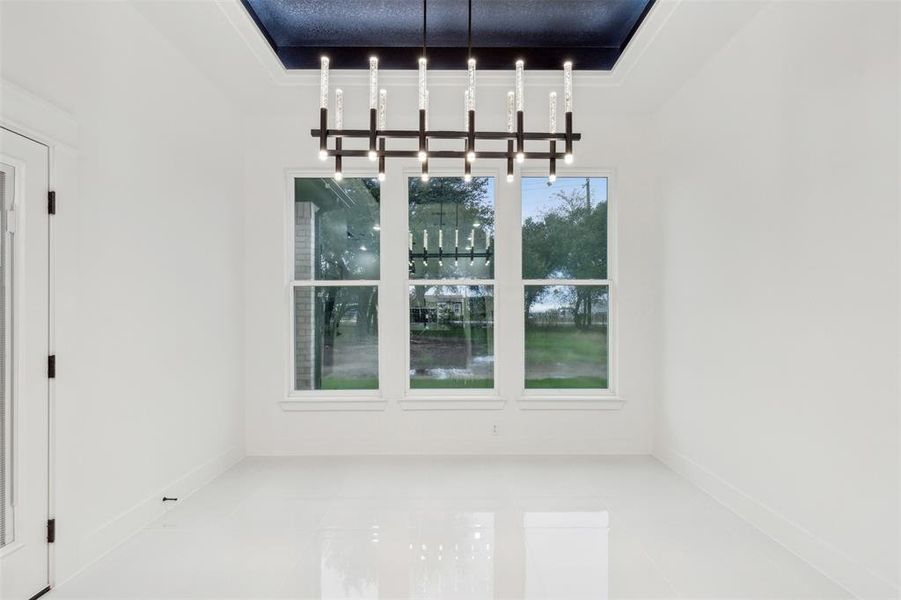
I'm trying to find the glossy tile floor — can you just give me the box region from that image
[49,456,849,599]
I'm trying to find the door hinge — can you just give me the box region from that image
[47,519,55,544]
[48,355,56,379]
[48,190,56,215]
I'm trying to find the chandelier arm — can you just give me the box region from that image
[311,129,580,141]
[318,149,572,160]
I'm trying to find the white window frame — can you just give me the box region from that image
[517,169,621,410]
[401,166,504,410]
[281,164,621,411]
[281,169,386,411]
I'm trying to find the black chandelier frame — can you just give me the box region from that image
[311,116,580,181]
[311,0,580,180]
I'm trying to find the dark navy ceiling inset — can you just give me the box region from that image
[241,0,656,70]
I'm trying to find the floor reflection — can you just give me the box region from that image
[49,457,847,600]
[314,510,608,599]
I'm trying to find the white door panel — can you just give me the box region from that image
[0,128,50,600]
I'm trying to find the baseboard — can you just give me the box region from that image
[55,445,243,588]
[654,445,899,600]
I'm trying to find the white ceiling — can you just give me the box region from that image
[132,0,766,117]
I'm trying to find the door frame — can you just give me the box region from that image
[0,89,67,600]
[0,125,53,598]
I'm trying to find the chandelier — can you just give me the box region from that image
[311,0,580,184]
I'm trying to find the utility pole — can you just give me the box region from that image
[584,177,592,326]
[585,177,591,210]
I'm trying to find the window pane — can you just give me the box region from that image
[408,177,495,280]
[295,177,380,280]
[409,285,494,389]
[524,285,609,389]
[522,177,607,280]
[294,286,378,390]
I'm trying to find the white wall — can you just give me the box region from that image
[242,80,661,455]
[0,1,245,584]
[653,2,900,598]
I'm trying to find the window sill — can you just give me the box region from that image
[280,396,387,412]
[517,395,624,410]
[400,394,505,410]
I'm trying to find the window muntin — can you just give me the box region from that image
[409,285,494,389]
[293,177,380,392]
[522,177,610,391]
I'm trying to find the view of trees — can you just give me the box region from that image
[294,175,609,390]
[294,178,381,389]
[407,178,496,387]
[408,177,494,280]
[522,178,607,329]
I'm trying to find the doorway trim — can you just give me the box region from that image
[0,78,75,591]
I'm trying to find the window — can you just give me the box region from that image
[292,177,380,391]
[407,177,495,390]
[522,177,610,390]
[286,171,616,409]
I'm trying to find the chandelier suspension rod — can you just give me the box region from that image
[465,0,475,172]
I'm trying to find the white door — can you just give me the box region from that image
[0,128,51,600]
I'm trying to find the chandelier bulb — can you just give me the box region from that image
[334,171,343,181]
[418,57,428,111]
[515,60,525,112]
[378,172,386,182]
[506,173,514,183]
[368,150,378,161]
[369,57,379,110]
[549,91,557,135]
[319,56,329,110]
[516,152,524,163]
[378,89,387,130]
[564,153,574,164]
[318,149,328,161]
[334,89,343,130]
[467,58,476,111]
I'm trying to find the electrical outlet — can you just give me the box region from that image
[491,423,499,436]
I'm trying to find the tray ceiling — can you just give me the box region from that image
[241,0,656,70]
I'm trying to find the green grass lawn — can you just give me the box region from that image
[320,376,379,390]
[525,325,607,364]
[524,325,608,389]
[525,376,608,389]
[315,326,605,391]
[410,377,494,389]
